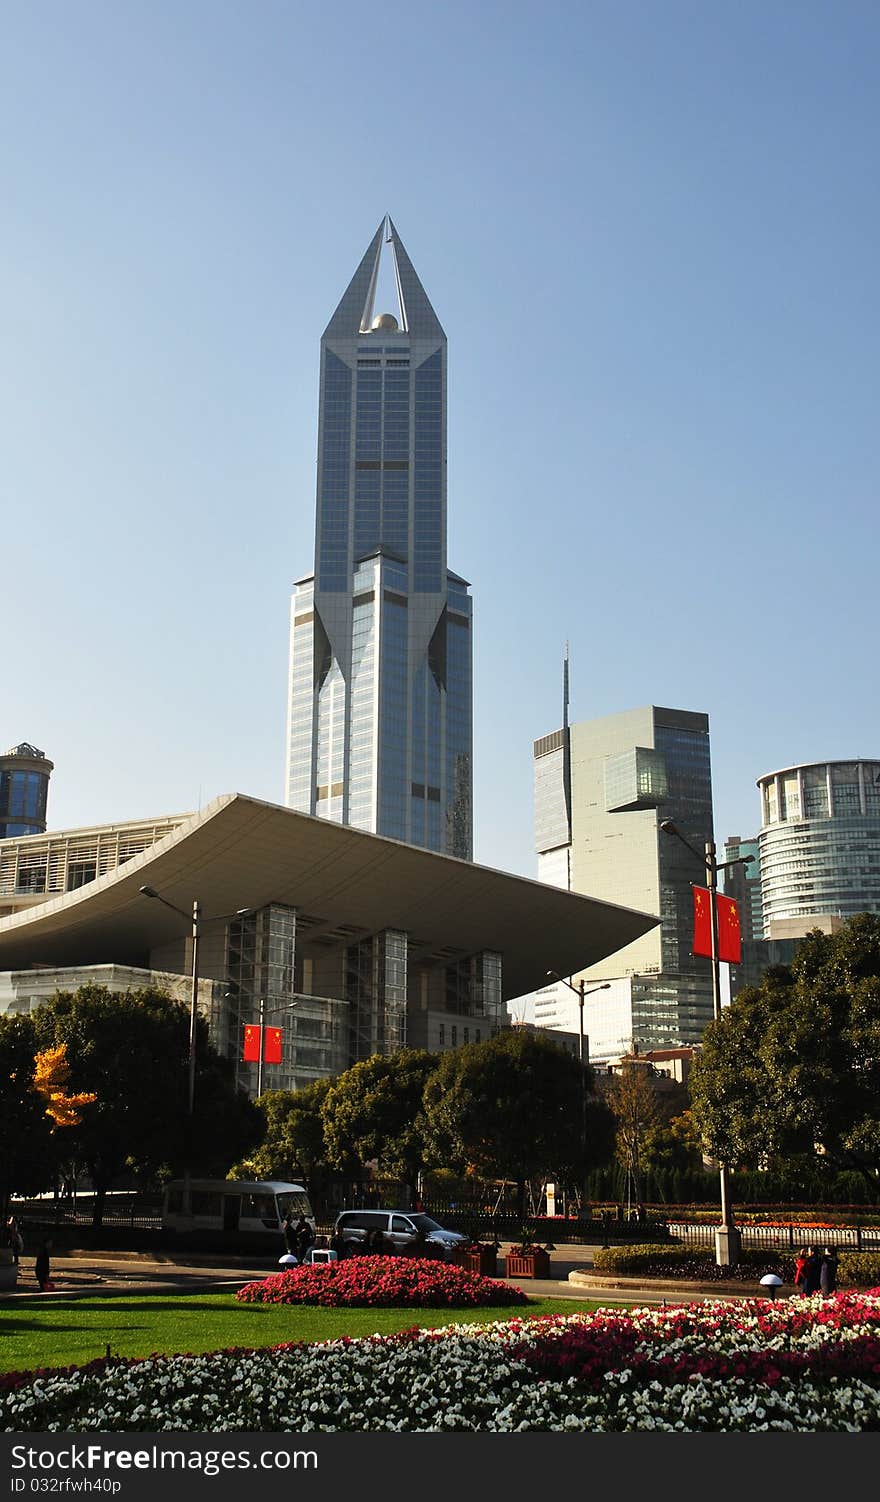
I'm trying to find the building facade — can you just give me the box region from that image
[285,218,473,859]
[0,744,53,839]
[533,705,714,1060]
[757,759,880,938]
[723,835,762,942]
[0,793,656,1097]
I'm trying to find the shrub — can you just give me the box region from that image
[592,1243,791,1282]
[838,1253,880,1288]
[235,1255,530,1308]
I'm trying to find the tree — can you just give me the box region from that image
[322,1051,436,1198]
[33,1044,96,1127]
[31,986,261,1224]
[0,1015,58,1234]
[423,1029,614,1217]
[607,1063,660,1205]
[232,1079,332,1189]
[690,916,880,1192]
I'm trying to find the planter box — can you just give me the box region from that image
[464,1246,498,1278]
[506,1248,550,1280]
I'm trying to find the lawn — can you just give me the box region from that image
[0,1293,606,1374]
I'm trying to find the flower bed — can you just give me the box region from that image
[4,1291,880,1431]
[235,1256,529,1308]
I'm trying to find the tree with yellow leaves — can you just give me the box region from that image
[33,1045,96,1128]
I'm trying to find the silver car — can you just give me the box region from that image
[333,1209,469,1259]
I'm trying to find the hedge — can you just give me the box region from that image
[591,1243,880,1288]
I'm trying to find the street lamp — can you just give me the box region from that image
[546,971,611,1213]
[658,819,755,1266]
[252,997,300,1097]
[545,972,612,1071]
[139,886,250,1115]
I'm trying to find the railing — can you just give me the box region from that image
[668,1221,879,1252]
[13,1195,163,1230]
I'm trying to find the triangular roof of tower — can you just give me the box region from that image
[323,217,444,341]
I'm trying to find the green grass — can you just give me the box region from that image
[0,1294,606,1375]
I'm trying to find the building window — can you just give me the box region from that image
[451,1026,457,1046]
[463,1027,469,1043]
[438,1024,445,1046]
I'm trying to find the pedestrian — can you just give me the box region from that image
[282,1214,298,1257]
[6,1216,23,1266]
[293,1215,314,1261]
[793,1246,809,1295]
[819,1246,838,1296]
[802,1245,821,1297]
[329,1226,348,1260]
[34,1239,54,1292]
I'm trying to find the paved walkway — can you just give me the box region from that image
[2,1242,759,1309]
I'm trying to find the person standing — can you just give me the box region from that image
[793,1247,809,1295]
[34,1239,53,1292]
[802,1246,821,1297]
[6,1217,23,1266]
[819,1246,838,1296]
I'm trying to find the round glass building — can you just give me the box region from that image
[0,743,53,839]
[757,759,880,935]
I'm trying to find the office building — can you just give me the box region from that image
[286,218,472,858]
[533,704,714,1061]
[0,744,53,839]
[0,792,656,1097]
[757,759,880,938]
[722,834,762,942]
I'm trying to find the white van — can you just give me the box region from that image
[161,1179,315,1238]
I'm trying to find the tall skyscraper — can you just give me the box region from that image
[285,218,473,859]
[0,744,53,839]
[533,704,715,1060]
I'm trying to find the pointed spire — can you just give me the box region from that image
[323,218,444,342]
[387,219,444,340]
[323,219,386,340]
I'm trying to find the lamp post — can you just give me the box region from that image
[546,971,611,1211]
[253,997,300,1097]
[658,820,754,1267]
[139,886,250,1115]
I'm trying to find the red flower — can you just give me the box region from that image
[235,1256,530,1309]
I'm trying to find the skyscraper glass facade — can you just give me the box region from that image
[533,705,714,1056]
[285,219,472,859]
[757,760,880,934]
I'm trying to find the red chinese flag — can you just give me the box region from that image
[263,1026,283,1065]
[692,886,713,958]
[243,1024,261,1062]
[716,894,742,965]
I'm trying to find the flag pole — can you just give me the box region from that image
[706,842,739,1264]
[257,997,265,1097]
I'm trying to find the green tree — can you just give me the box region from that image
[0,1014,59,1234]
[322,1051,436,1198]
[423,1029,614,1217]
[32,986,260,1224]
[607,1063,660,1204]
[690,915,880,1192]
[232,1079,332,1189]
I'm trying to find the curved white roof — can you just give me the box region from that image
[0,792,658,999]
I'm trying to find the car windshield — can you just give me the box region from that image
[409,1214,443,1233]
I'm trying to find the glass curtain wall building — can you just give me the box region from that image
[757,759,880,937]
[533,705,714,1060]
[285,218,473,859]
[0,744,53,839]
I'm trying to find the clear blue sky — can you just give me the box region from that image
[3,1,878,879]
